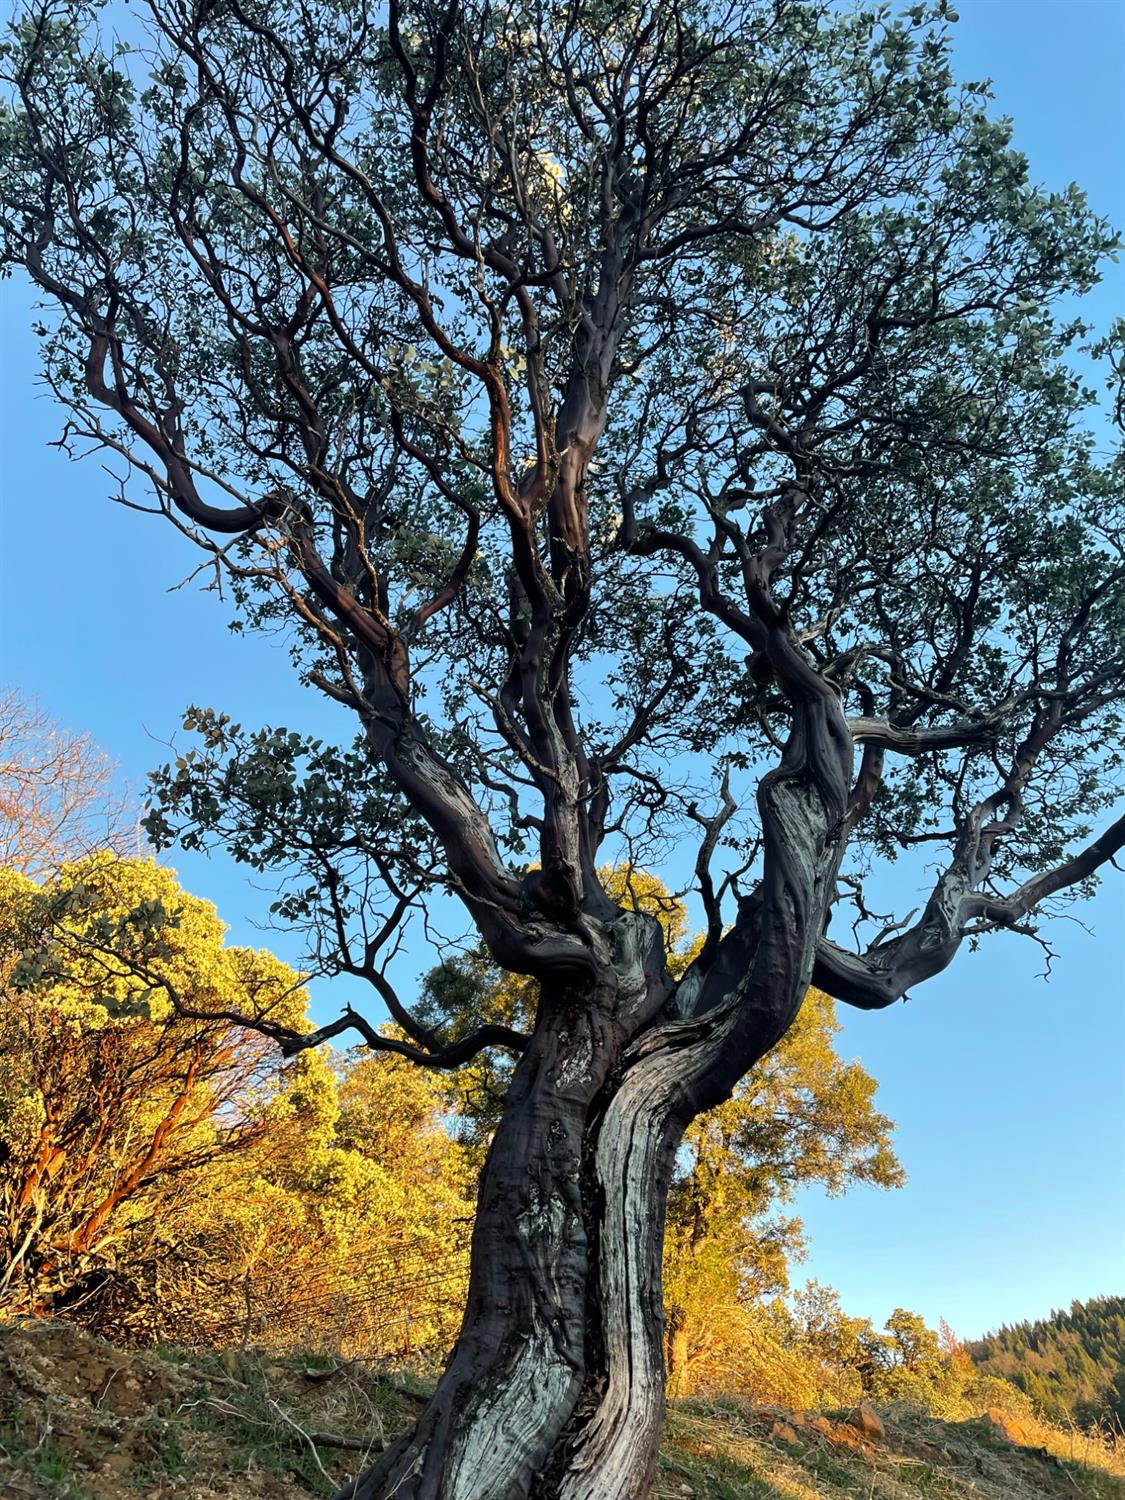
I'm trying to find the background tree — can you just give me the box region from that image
[163,1039,475,1360]
[0,688,136,877]
[662,988,901,1398]
[0,853,474,1352]
[0,701,473,1353]
[0,853,306,1321]
[781,1285,1006,1418]
[2,0,1124,1496]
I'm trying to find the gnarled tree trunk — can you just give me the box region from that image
[340,950,811,1500]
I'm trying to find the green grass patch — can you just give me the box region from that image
[0,1416,91,1499]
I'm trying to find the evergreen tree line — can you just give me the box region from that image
[968,1297,1125,1433]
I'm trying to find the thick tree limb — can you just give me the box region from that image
[845,715,999,754]
[965,810,1125,928]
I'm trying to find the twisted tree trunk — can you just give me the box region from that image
[338,1017,654,1497]
[339,960,809,1500]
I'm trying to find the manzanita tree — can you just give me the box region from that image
[2,0,1123,1494]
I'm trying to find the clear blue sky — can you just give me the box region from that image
[0,0,1122,1342]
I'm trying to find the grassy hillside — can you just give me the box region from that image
[968,1295,1125,1432]
[2,1320,1124,1500]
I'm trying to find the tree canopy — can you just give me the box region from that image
[2,0,1121,1014]
[0,853,306,1319]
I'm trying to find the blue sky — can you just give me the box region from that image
[1,0,1122,1341]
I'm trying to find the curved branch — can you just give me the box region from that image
[845,715,999,755]
[687,772,736,966]
[275,1008,528,1069]
[815,808,1125,1010]
[127,964,528,1071]
[966,810,1125,928]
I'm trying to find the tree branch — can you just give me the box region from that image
[816,808,1125,1010]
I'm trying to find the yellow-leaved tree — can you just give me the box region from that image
[663,986,902,1400]
[0,853,306,1326]
[0,855,473,1357]
[195,1044,474,1361]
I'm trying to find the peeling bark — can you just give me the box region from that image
[341,911,670,1500]
[550,1038,692,1500]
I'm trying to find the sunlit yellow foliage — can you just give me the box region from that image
[0,856,471,1358]
[0,855,307,1323]
[1,853,904,1381]
[597,864,693,956]
[177,1043,473,1360]
[663,988,903,1397]
[778,1283,1028,1419]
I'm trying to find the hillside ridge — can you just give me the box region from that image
[968,1294,1125,1431]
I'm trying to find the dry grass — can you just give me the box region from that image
[1,1320,1122,1500]
[657,1395,1125,1500]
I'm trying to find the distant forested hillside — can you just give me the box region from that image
[968,1296,1125,1431]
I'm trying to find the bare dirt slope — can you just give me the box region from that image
[2,1320,1122,1500]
